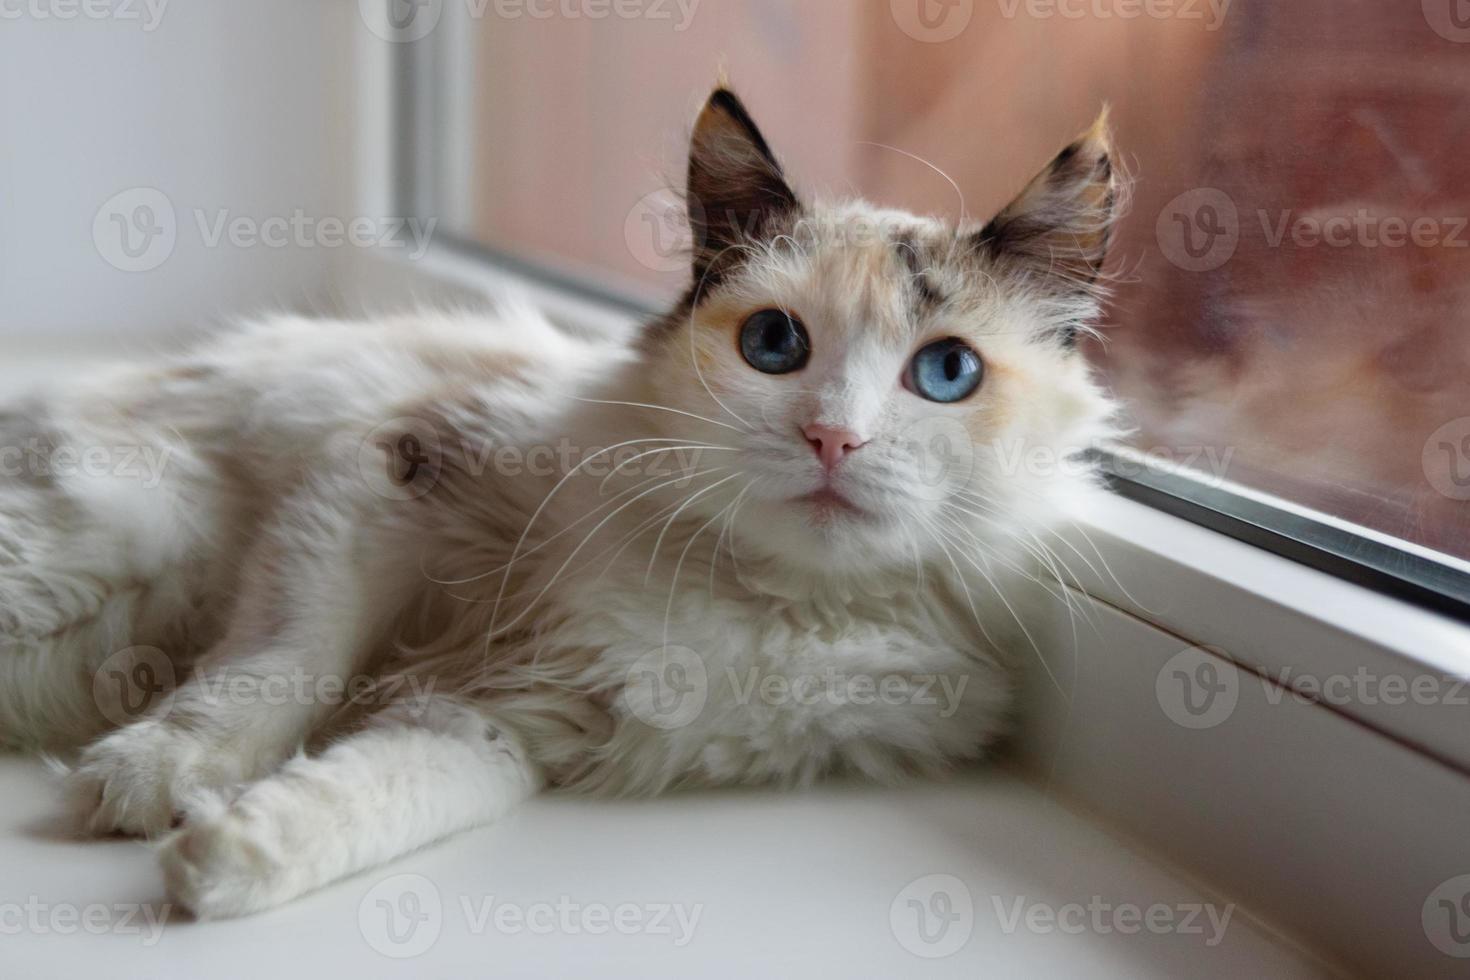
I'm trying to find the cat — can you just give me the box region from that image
[0,87,1120,918]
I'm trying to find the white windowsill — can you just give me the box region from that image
[0,756,1331,978]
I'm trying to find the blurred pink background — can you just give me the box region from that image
[462,1,1470,562]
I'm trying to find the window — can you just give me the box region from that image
[406,0,1470,608]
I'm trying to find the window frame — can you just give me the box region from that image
[1097,449,1470,626]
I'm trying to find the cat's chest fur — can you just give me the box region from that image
[526,553,1016,793]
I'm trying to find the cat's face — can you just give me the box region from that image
[633,89,1120,572]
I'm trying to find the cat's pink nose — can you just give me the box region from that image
[803,423,867,472]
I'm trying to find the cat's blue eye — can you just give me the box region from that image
[908,338,984,403]
[739,309,809,375]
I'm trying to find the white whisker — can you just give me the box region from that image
[664,493,743,650]
[569,397,746,434]
[644,472,742,587]
[598,444,738,495]
[488,467,730,639]
[487,436,719,637]
[923,514,1067,701]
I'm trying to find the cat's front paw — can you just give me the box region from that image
[159,807,298,919]
[66,721,228,838]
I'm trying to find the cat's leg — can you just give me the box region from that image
[66,476,415,838]
[0,403,225,748]
[158,694,541,919]
[0,600,192,752]
[0,474,143,641]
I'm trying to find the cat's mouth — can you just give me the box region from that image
[795,486,868,520]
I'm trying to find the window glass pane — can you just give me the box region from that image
[446,2,1470,564]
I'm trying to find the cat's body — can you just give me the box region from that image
[0,89,1120,917]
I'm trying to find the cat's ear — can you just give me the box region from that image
[686,88,800,286]
[971,109,1120,313]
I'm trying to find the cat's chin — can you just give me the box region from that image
[794,486,870,523]
[733,494,914,573]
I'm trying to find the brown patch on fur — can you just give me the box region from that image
[163,363,217,384]
[970,108,1119,346]
[689,294,752,365]
[686,89,802,289]
[894,231,945,314]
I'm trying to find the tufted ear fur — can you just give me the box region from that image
[971,110,1121,343]
[686,88,801,289]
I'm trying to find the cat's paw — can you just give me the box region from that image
[159,806,298,919]
[66,721,225,838]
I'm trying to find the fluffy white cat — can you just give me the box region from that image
[0,88,1119,917]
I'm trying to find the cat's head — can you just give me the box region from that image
[631,88,1122,573]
